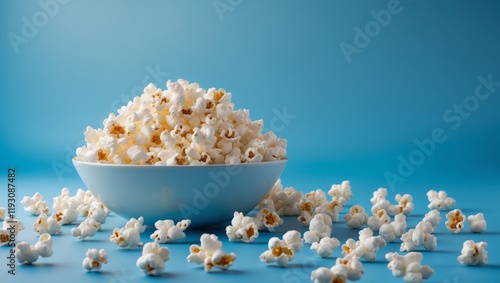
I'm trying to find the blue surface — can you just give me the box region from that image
[1,0,500,282]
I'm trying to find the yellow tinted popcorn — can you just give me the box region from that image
[75,80,287,165]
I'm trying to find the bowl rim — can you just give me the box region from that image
[72,157,287,168]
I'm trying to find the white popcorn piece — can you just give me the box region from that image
[88,201,109,224]
[254,207,283,231]
[54,208,79,225]
[379,213,407,242]
[259,230,303,267]
[125,216,147,233]
[314,200,343,222]
[310,237,340,258]
[187,233,236,272]
[150,219,191,243]
[344,205,368,229]
[445,209,466,233]
[110,217,146,249]
[427,189,456,210]
[389,194,414,215]
[367,209,391,232]
[21,192,49,215]
[400,223,437,252]
[225,212,259,243]
[310,266,347,283]
[15,233,53,264]
[457,240,488,266]
[386,252,434,283]
[3,218,25,236]
[328,180,352,206]
[370,188,388,205]
[468,213,486,233]
[33,213,62,235]
[0,207,6,220]
[137,242,170,276]
[297,210,314,226]
[341,228,386,261]
[83,248,108,271]
[335,254,364,281]
[71,218,101,240]
[304,213,332,244]
[304,189,328,207]
[421,209,441,233]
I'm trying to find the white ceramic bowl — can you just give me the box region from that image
[73,159,287,227]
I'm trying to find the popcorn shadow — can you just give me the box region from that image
[84,270,114,276]
[458,231,500,236]
[19,262,62,268]
[206,269,247,275]
[269,263,316,269]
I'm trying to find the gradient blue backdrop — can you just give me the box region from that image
[1,1,500,282]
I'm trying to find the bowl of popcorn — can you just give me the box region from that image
[73,79,287,227]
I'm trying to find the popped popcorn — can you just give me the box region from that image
[259,230,303,267]
[341,228,386,261]
[370,187,389,205]
[3,218,24,236]
[314,200,343,222]
[0,207,6,220]
[52,188,85,224]
[187,233,237,272]
[0,229,9,246]
[75,80,287,166]
[71,218,101,240]
[327,180,352,206]
[297,189,328,225]
[254,203,283,232]
[427,190,456,210]
[367,209,391,232]
[310,237,340,258]
[110,216,146,248]
[137,242,170,276]
[468,213,486,233]
[150,219,191,243]
[33,213,62,235]
[445,209,465,233]
[400,222,437,252]
[226,212,259,243]
[83,248,108,271]
[389,194,414,215]
[310,254,363,283]
[21,192,49,215]
[15,233,53,264]
[457,240,488,266]
[304,213,332,244]
[344,204,368,229]
[379,213,407,242]
[421,209,441,233]
[386,252,434,283]
[88,201,109,224]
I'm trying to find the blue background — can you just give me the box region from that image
[1,0,499,282]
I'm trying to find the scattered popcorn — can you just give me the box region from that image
[254,204,283,232]
[314,200,343,222]
[367,209,391,232]
[0,229,9,246]
[342,228,386,261]
[297,189,328,225]
[304,213,332,244]
[33,213,62,235]
[344,204,368,229]
[386,252,434,283]
[389,194,414,215]
[468,213,486,233]
[0,207,6,220]
[15,233,53,264]
[457,240,488,266]
[310,237,340,258]
[445,209,465,233]
[379,213,407,242]
[76,80,287,166]
[53,208,79,225]
[52,188,84,224]
[21,192,49,215]
[304,189,328,207]
[310,266,347,283]
[421,210,441,233]
[187,233,237,272]
[137,242,170,276]
[427,190,456,210]
[150,219,191,243]
[259,230,304,267]
[327,180,352,206]
[83,248,108,271]
[110,217,146,248]
[400,222,437,252]
[88,201,109,224]
[226,212,258,243]
[71,218,101,240]
[370,187,389,205]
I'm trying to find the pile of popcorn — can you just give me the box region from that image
[1,179,491,281]
[75,79,287,165]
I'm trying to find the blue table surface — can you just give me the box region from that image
[1,173,499,283]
